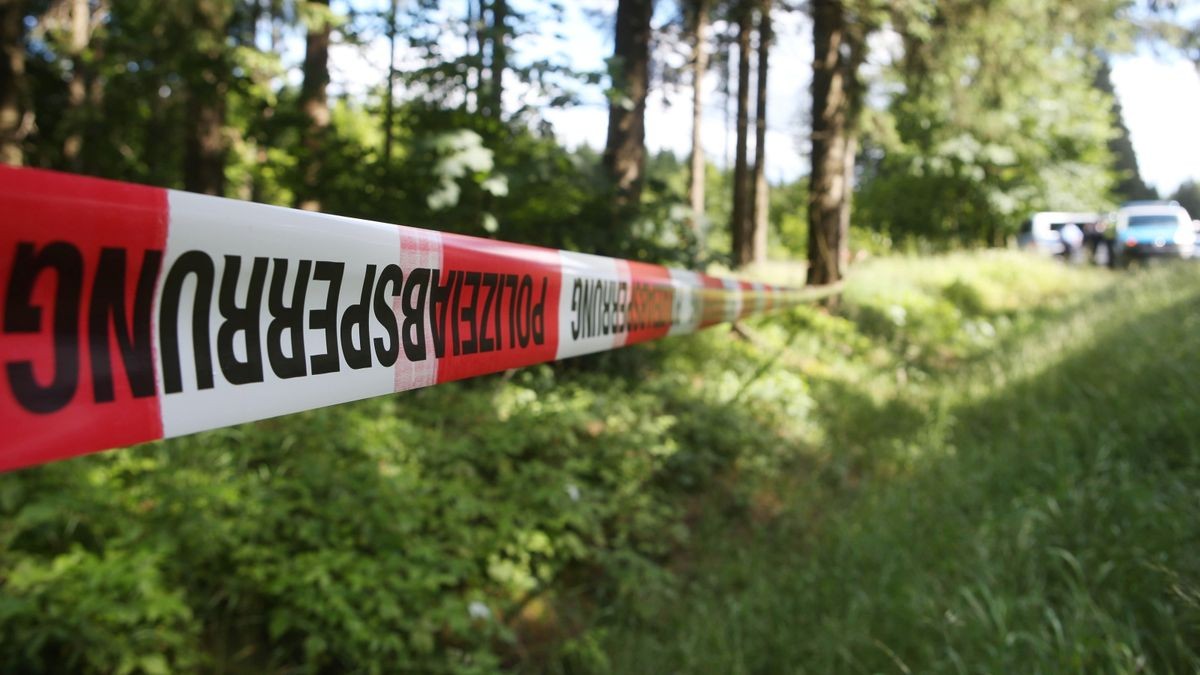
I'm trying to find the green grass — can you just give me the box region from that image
[5,251,1200,673]
[548,254,1200,674]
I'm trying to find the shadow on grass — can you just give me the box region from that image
[565,273,1200,675]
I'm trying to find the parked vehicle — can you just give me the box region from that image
[1113,201,1195,266]
[1017,212,1103,259]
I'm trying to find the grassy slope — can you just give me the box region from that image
[553,254,1200,674]
[5,252,1199,673]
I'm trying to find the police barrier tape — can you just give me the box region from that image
[0,166,837,472]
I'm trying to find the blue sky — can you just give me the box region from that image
[332,0,1200,196]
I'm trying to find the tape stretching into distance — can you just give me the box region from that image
[0,166,831,471]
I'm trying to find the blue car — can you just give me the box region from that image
[1114,201,1196,266]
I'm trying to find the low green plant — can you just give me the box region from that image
[5,252,1195,674]
[560,259,1200,674]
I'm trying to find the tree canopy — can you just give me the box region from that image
[2,2,1199,672]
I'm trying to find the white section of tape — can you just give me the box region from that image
[556,251,623,360]
[611,260,633,350]
[394,228,442,392]
[667,268,702,336]
[722,278,742,324]
[157,192,400,438]
[749,282,766,316]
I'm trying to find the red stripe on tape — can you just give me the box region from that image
[0,167,167,470]
[434,234,562,384]
[0,167,823,471]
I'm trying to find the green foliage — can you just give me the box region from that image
[4,0,1185,671]
[554,255,1200,674]
[1170,179,1200,218]
[768,176,807,258]
[0,314,808,672]
[0,547,196,674]
[856,0,1128,247]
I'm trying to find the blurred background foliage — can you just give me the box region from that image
[7,0,1194,257]
[2,0,1200,672]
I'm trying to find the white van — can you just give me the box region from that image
[1017,212,1102,257]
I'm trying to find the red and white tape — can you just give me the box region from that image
[0,166,822,471]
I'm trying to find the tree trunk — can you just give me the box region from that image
[837,128,857,268]
[61,0,90,169]
[384,0,398,163]
[270,0,283,50]
[723,42,731,168]
[297,0,332,210]
[750,0,771,265]
[247,0,263,43]
[184,95,226,195]
[730,1,753,268]
[604,0,652,220]
[183,2,229,195]
[688,0,709,241]
[464,0,475,112]
[471,0,487,113]
[486,0,507,119]
[806,0,862,285]
[603,0,653,228]
[0,0,27,166]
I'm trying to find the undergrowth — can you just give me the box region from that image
[551,254,1200,674]
[4,252,1198,673]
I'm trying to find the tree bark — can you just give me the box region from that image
[688,0,709,241]
[0,0,27,166]
[730,1,753,268]
[471,0,486,113]
[61,0,90,169]
[837,127,857,269]
[486,0,507,119]
[750,0,771,265]
[184,95,226,195]
[383,0,398,163]
[297,0,332,210]
[806,0,863,285]
[603,0,653,227]
[464,0,475,112]
[270,0,283,50]
[184,1,229,195]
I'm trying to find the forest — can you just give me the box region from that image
[3,0,1200,672]
[3,0,1197,272]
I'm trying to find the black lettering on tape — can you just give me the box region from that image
[600,280,611,336]
[88,248,161,402]
[340,264,376,370]
[160,251,216,394]
[479,272,498,353]
[629,282,641,331]
[309,261,344,375]
[504,274,519,350]
[428,268,455,359]
[402,267,430,362]
[460,271,480,355]
[217,255,268,385]
[570,278,582,341]
[516,275,532,348]
[4,242,84,413]
[266,258,311,379]
[373,264,402,367]
[532,276,546,345]
[450,270,464,356]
